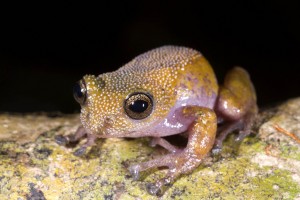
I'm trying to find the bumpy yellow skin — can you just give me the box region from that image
[80,47,219,137]
[57,46,257,196]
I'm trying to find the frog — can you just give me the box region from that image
[55,46,258,196]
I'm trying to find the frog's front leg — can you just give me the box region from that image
[129,107,217,196]
[55,126,97,156]
[55,126,86,145]
[213,67,258,154]
[149,137,181,153]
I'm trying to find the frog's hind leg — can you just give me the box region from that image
[212,110,256,154]
[212,120,243,154]
[213,67,257,154]
[129,153,179,181]
[129,107,217,196]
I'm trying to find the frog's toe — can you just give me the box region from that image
[55,135,68,145]
[212,138,224,154]
[149,139,157,147]
[128,164,141,180]
[146,182,162,196]
[73,146,87,157]
[211,146,222,156]
[235,132,247,142]
[236,127,254,142]
[146,174,175,196]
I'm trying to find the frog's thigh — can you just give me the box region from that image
[217,67,255,120]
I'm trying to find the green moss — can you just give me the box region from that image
[278,143,300,161]
[0,113,300,199]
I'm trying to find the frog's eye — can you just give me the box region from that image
[124,92,153,120]
[73,80,87,105]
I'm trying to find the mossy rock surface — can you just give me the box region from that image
[1,99,300,199]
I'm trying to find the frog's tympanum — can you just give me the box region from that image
[56,46,257,195]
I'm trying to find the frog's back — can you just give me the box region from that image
[120,46,200,72]
[98,46,216,112]
[173,48,219,109]
[99,46,218,121]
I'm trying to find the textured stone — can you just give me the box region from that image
[1,99,300,199]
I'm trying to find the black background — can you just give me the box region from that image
[1,1,300,113]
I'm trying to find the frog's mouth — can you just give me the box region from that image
[79,110,123,137]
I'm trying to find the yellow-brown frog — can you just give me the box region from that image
[56,46,257,195]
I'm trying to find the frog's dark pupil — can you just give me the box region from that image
[73,82,83,98]
[129,100,148,113]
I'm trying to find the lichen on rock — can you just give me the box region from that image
[1,98,300,199]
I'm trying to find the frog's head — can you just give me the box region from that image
[73,71,174,137]
[72,46,200,137]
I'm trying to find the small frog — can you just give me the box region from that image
[56,46,257,195]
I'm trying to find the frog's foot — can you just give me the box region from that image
[73,134,97,156]
[55,126,97,156]
[55,126,86,145]
[129,150,198,196]
[150,137,181,153]
[212,121,243,155]
[212,110,256,155]
[234,110,257,142]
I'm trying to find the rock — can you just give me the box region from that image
[1,99,300,199]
